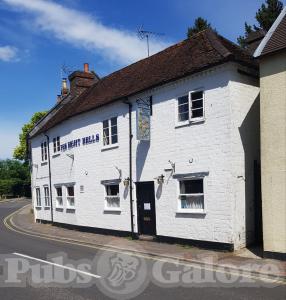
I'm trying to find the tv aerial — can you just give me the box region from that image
[60,63,73,79]
[137,25,164,57]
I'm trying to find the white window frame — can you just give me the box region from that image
[176,90,205,126]
[177,177,205,214]
[102,117,118,149]
[41,141,48,162]
[104,184,120,211]
[35,187,41,207]
[43,185,50,207]
[66,185,75,209]
[55,186,63,208]
[53,136,60,153]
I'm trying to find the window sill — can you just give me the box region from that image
[44,206,51,209]
[35,206,42,210]
[175,118,205,129]
[66,207,75,210]
[52,153,61,158]
[41,162,48,166]
[101,143,119,151]
[104,208,121,212]
[176,209,206,215]
[190,117,205,124]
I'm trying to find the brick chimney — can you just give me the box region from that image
[68,63,99,98]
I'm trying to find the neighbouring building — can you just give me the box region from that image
[254,7,286,260]
[28,29,261,251]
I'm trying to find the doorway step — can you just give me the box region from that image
[139,235,156,242]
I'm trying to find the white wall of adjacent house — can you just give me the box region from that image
[30,62,259,249]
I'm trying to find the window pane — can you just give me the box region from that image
[103,128,110,145]
[53,138,56,153]
[106,198,120,207]
[69,198,75,206]
[192,99,203,109]
[111,134,118,144]
[178,103,189,114]
[181,195,204,209]
[67,186,74,196]
[106,185,119,196]
[191,91,203,100]
[180,179,203,194]
[111,125,117,135]
[178,95,188,105]
[111,117,117,126]
[56,187,62,197]
[44,187,49,197]
[57,137,60,151]
[41,144,44,160]
[178,95,189,122]
[192,108,204,118]
[36,188,41,206]
[103,120,109,128]
[178,112,189,122]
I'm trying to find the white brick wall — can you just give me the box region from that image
[31,63,259,249]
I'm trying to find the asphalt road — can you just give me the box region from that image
[0,199,285,300]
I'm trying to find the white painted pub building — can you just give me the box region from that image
[29,29,260,251]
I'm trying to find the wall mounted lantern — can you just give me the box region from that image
[157,174,165,184]
[123,177,130,187]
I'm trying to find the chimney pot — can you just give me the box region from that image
[61,78,69,97]
[84,63,89,73]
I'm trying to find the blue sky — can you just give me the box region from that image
[0,0,284,159]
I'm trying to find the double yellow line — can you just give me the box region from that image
[3,203,286,285]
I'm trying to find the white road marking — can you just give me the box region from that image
[13,252,101,279]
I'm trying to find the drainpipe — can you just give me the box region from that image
[123,99,136,239]
[44,134,54,223]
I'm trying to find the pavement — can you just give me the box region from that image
[0,199,286,300]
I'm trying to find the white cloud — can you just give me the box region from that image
[2,0,170,65]
[0,45,18,62]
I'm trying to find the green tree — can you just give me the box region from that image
[13,111,47,161]
[187,17,212,38]
[237,0,283,47]
[0,159,31,198]
[237,22,255,48]
[256,0,283,31]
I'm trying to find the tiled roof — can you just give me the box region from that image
[261,13,286,56]
[30,29,257,138]
[254,7,286,58]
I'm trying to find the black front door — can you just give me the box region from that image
[136,181,156,236]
